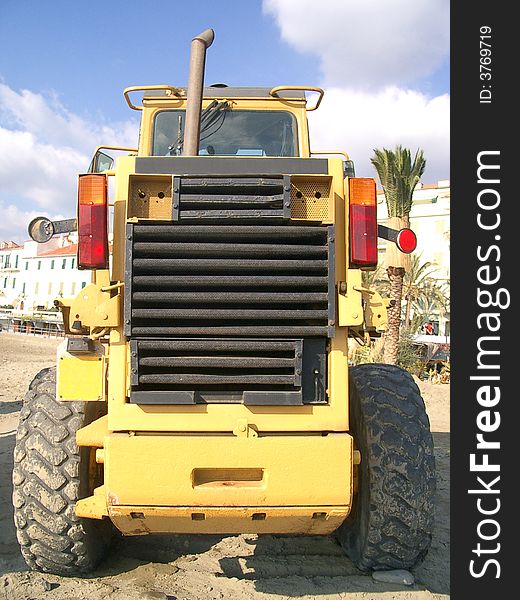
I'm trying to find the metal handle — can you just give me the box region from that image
[270,86,324,111]
[123,85,183,111]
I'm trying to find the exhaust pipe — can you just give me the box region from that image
[182,28,215,156]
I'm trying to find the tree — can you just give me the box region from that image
[371,145,426,364]
[412,279,450,329]
[402,254,439,327]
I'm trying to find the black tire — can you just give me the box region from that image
[12,367,112,575]
[335,363,436,571]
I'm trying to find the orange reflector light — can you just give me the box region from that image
[348,178,378,269]
[78,174,107,205]
[349,177,377,206]
[77,174,109,270]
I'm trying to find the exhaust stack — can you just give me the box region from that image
[182,28,215,156]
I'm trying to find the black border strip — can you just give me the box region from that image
[451,3,514,597]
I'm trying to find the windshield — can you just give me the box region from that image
[152,108,298,157]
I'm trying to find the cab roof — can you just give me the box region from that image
[142,86,308,100]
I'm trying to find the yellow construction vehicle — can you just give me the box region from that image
[13,29,435,575]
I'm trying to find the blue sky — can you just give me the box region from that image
[0,0,449,242]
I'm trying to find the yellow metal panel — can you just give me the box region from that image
[56,341,106,401]
[290,175,332,222]
[104,433,352,508]
[76,485,108,520]
[76,415,109,448]
[108,506,349,536]
[111,155,137,283]
[338,269,364,327]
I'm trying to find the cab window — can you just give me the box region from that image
[152,109,298,157]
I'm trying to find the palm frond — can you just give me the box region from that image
[371,145,426,218]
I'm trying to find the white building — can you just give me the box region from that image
[0,235,92,312]
[377,179,450,335]
[0,241,25,307]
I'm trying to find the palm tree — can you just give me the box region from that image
[413,279,450,329]
[371,145,426,364]
[402,254,439,327]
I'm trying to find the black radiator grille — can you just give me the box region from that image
[125,223,335,338]
[172,176,291,220]
[130,337,327,405]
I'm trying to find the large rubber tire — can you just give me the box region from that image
[335,363,436,571]
[12,367,111,575]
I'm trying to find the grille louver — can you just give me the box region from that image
[173,176,291,220]
[130,338,327,405]
[125,223,335,338]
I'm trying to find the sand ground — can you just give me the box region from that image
[0,332,450,600]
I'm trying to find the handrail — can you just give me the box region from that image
[311,150,350,160]
[93,145,138,154]
[269,86,324,111]
[123,85,183,111]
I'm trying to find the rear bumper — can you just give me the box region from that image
[77,432,353,535]
[108,506,350,535]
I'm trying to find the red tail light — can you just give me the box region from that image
[349,178,378,269]
[77,174,109,269]
[396,228,417,253]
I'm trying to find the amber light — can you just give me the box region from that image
[77,174,109,270]
[349,178,378,269]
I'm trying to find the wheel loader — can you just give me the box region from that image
[12,29,435,576]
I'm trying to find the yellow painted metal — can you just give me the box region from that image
[104,433,351,506]
[337,269,364,327]
[361,288,388,333]
[56,341,106,401]
[76,414,108,447]
[111,155,137,283]
[311,150,350,161]
[109,506,349,535]
[290,175,333,222]
[57,271,121,335]
[76,485,108,520]
[108,360,349,433]
[103,432,352,507]
[65,87,392,537]
[123,85,183,110]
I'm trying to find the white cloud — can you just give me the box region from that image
[0,84,137,153]
[308,87,449,182]
[263,0,449,89]
[0,201,65,243]
[0,84,138,242]
[263,0,449,181]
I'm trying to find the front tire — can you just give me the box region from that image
[12,367,111,575]
[335,363,436,571]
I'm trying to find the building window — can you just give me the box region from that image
[71,282,76,294]
[48,282,52,295]
[34,282,39,294]
[12,278,16,288]
[71,258,75,269]
[5,256,10,268]
[81,281,87,289]
[37,261,41,270]
[62,258,67,269]
[51,259,55,269]
[22,282,26,293]
[3,278,6,288]
[25,261,29,270]
[15,255,19,268]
